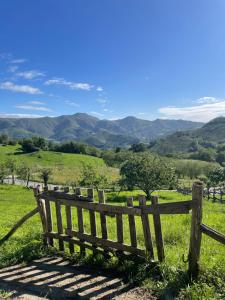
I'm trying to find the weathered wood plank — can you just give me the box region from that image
[45,199,54,246]
[188,181,203,278]
[38,194,193,215]
[200,224,225,245]
[76,188,85,255]
[151,196,165,262]
[65,205,74,253]
[38,196,142,215]
[98,190,108,239]
[141,200,193,214]
[55,201,64,251]
[39,190,93,202]
[88,188,97,254]
[139,195,154,259]
[65,229,145,257]
[127,197,137,248]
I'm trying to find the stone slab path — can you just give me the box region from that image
[0,257,155,300]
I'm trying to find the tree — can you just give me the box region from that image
[207,167,225,202]
[80,164,108,191]
[39,168,52,187]
[5,158,18,184]
[120,153,176,199]
[17,163,35,187]
[0,163,8,184]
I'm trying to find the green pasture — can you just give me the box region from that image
[0,185,225,299]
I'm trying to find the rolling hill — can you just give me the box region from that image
[0,113,203,148]
[151,117,225,155]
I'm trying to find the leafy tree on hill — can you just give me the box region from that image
[0,163,8,184]
[0,134,9,145]
[5,158,18,184]
[40,168,52,188]
[130,143,147,153]
[17,163,36,187]
[120,153,176,199]
[80,164,108,191]
[19,136,48,153]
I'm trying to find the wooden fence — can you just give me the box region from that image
[33,182,204,277]
[1,181,224,278]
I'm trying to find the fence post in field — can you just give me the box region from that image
[188,181,203,278]
[33,187,48,246]
[151,195,165,262]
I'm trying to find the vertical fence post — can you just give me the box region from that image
[33,188,48,246]
[88,188,97,254]
[151,196,165,262]
[139,195,154,260]
[188,181,203,278]
[76,188,85,255]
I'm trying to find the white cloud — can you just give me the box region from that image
[15,105,52,112]
[195,96,218,104]
[44,77,93,91]
[16,70,45,79]
[10,58,27,64]
[28,101,46,105]
[90,111,104,117]
[159,97,225,122]
[0,81,42,94]
[65,100,80,107]
[96,86,103,92]
[0,113,42,118]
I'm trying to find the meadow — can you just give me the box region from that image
[0,145,119,185]
[0,184,225,299]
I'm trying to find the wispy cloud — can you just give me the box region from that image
[0,113,43,118]
[65,100,80,107]
[90,111,104,117]
[0,81,42,94]
[28,101,46,105]
[15,105,52,112]
[96,98,107,105]
[10,58,27,64]
[44,77,93,91]
[159,97,225,122]
[96,86,103,92]
[16,70,45,79]
[195,96,218,104]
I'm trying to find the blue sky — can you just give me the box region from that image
[1,0,225,122]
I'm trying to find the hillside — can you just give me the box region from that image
[0,113,203,148]
[0,144,120,185]
[152,117,225,155]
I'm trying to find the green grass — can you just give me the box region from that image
[0,145,119,185]
[0,184,225,299]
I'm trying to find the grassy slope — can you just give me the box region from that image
[0,145,119,185]
[0,185,225,299]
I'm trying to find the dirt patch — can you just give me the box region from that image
[0,257,156,299]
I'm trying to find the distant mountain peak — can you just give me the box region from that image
[0,112,203,149]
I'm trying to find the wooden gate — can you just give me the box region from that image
[34,182,204,277]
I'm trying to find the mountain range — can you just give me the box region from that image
[151,117,225,154]
[0,113,203,148]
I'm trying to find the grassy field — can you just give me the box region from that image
[0,184,225,299]
[0,145,119,185]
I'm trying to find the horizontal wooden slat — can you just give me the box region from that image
[44,231,145,257]
[65,229,145,256]
[39,196,193,215]
[40,196,142,215]
[140,200,193,215]
[200,224,225,245]
[38,191,93,202]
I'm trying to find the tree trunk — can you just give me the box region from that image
[12,173,15,185]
